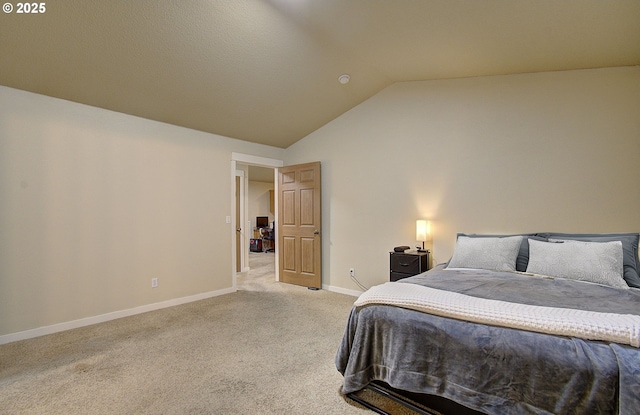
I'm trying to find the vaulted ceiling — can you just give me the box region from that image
[1,0,639,148]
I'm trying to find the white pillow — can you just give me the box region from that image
[446,235,523,272]
[526,239,628,289]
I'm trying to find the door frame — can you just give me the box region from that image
[235,170,246,273]
[230,153,284,290]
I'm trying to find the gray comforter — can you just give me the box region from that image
[336,266,640,415]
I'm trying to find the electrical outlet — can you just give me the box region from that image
[349,268,355,277]
[151,278,158,288]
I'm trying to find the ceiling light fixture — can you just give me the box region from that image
[338,74,350,84]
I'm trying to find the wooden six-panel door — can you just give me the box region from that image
[278,162,321,289]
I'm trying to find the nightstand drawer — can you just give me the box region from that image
[390,271,413,282]
[389,250,429,281]
[390,254,422,275]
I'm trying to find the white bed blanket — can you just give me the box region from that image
[355,282,640,348]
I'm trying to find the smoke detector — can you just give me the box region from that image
[338,74,350,84]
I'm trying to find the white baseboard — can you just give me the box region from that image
[324,284,362,297]
[0,287,236,346]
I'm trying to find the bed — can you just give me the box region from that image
[336,232,640,415]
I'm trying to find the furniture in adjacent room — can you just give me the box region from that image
[390,250,429,281]
[251,217,275,253]
[260,225,275,252]
[256,216,269,228]
[249,238,263,252]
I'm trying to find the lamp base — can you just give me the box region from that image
[416,242,429,253]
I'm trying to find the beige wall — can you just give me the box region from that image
[285,67,640,292]
[0,86,284,337]
[2,66,639,338]
[248,181,274,231]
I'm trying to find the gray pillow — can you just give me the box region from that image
[447,235,523,272]
[543,232,640,288]
[526,239,628,289]
[457,233,547,272]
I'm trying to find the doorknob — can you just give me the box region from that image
[236,228,242,232]
[313,230,319,235]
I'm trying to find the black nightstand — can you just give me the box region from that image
[390,250,430,281]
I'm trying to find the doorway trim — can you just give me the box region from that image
[235,169,246,274]
[231,152,284,289]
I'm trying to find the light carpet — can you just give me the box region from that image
[0,252,420,414]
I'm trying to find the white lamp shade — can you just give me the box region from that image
[416,220,428,241]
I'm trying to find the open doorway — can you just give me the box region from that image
[244,165,276,289]
[232,155,324,291]
[236,165,276,291]
[231,153,283,291]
